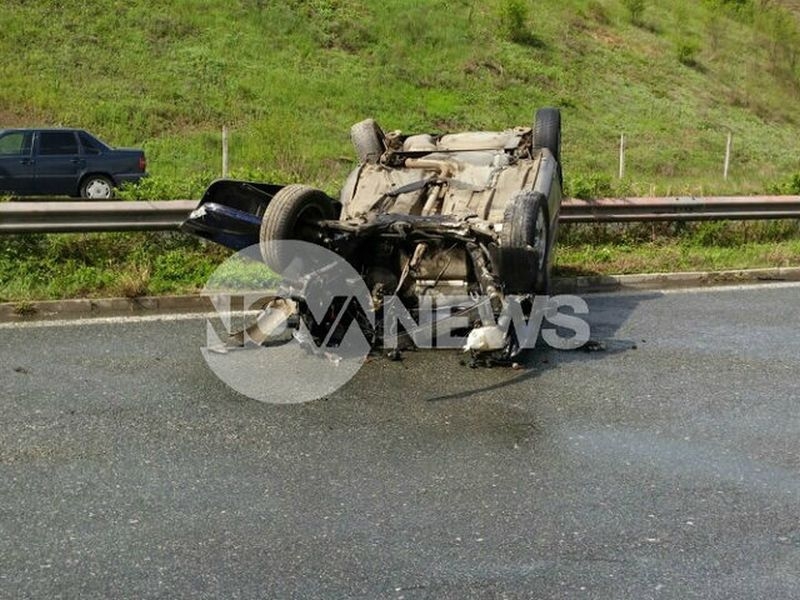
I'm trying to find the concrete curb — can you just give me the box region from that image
[2,266,800,322]
[0,294,213,322]
[553,266,800,293]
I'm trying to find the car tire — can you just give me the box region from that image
[350,118,385,164]
[80,175,114,199]
[498,191,549,294]
[533,108,561,165]
[259,184,335,270]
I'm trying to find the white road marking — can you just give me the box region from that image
[0,311,251,329]
[2,280,799,328]
[585,280,800,298]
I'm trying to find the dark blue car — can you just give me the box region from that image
[0,128,148,198]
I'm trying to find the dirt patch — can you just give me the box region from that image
[0,107,55,128]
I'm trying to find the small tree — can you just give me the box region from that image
[623,0,646,26]
[676,40,700,67]
[499,0,530,43]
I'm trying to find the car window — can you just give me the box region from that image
[39,131,79,155]
[0,132,33,156]
[78,131,104,155]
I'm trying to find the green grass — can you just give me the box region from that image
[1,222,799,302]
[3,0,800,198]
[3,1,800,302]
[555,219,800,275]
[0,233,229,301]
[555,239,800,276]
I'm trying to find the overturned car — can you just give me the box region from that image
[182,109,564,363]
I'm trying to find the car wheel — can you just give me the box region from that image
[350,118,385,164]
[498,191,550,294]
[80,175,114,199]
[259,184,335,270]
[533,108,561,165]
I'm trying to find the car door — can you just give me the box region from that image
[0,131,35,195]
[33,130,83,196]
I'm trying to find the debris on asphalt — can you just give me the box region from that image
[579,340,606,352]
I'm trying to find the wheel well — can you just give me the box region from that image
[79,173,114,191]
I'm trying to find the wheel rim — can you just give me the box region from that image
[533,208,547,271]
[85,179,112,199]
[293,204,328,239]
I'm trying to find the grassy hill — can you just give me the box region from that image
[3,0,800,199]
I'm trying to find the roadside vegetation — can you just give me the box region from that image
[2,222,799,302]
[4,0,800,197]
[2,0,800,300]
[0,233,227,301]
[556,219,800,275]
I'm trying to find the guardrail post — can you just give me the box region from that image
[222,126,230,178]
[723,131,732,180]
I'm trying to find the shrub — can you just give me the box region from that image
[499,0,531,44]
[117,172,215,201]
[112,264,152,298]
[755,7,800,88]
[586,1,610,25]
[676,40,700,67]
[770,172,800,194]
[704,0,753,22]
[567,173,614,200]
[622,0,646,26]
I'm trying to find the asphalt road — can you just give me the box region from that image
[1,284,799,599]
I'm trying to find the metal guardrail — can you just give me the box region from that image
[1,196,799,234]
[0,200,197,233]
[560,196,800,223]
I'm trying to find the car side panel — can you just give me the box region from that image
[82,152,145,187]
[33,131,83,195]
[0,131,35,195]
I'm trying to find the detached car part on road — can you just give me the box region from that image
[183,109,563,362]
[0,128,147,198]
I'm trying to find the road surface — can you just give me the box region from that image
[1,284,799,599]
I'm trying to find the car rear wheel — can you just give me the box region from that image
[533,108,561,165]
[350,118,385,164]
[80,175,114,199]
[498,191,550,294]
[259,184,335,270]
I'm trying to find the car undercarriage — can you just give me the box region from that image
[183,109,564,364]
